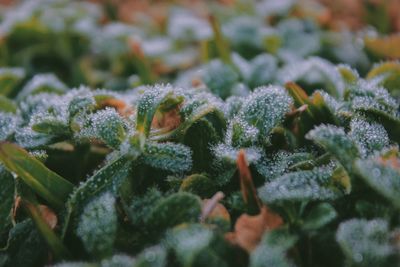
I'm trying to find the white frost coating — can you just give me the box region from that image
[336,219,394,265]
[277,57,345,98]
[239,85,293,137]
[259,165,340,203]
[76,192,117,255]
[349,117,389,158]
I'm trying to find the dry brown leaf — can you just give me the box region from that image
[365,35,400,59]
[98,98,134,118]
[225,206,283,252]
[151,105,182,131]
[201,191,230,223]
[38,205,58,229]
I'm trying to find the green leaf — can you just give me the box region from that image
[0,142,74,209]
[147,192,201,233]
[285,83,337,137]
[354,106,400,143]
[32,119,71,136]
[0,68,25,97]
[302,203,337,231]
[142,142,192,173]
[258,166,342,204]
[63,155,132,237]
[355,156,400,209]
[0,168,14,236]
[279,57,345,98]
[136,85,183,137]
[0,96,17,114]
[17,73,67,99]
[77,193,117,257]
[179,174,217,198]
[79,108,126,149]
[306,125,359,173]
[0,112,19,141]
[134,245,167,267]
[0,220,48,267]
[349,117,389,158]
[239,85,292,138]
[22,199,71,260]
[250,229,296,267]
[165,224,214,267]
[202,60,239,99]
[336,218,396,267]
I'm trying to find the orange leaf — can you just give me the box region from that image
[225,206,283,252]
[237,150,262,215]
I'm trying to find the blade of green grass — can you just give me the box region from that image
[0,142,74,210]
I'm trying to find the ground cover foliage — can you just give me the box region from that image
[0,0,400,266]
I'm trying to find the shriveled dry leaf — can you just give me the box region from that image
[151,105,182,131]
[201,192,230,223]
[38,205,58,229]
[225,206,283,252]
[98,98,134,118]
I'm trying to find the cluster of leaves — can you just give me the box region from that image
[1,0,400,267]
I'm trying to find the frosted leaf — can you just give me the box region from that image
[164,224,213,266]
[355,157,400,208]
[223,16,264,54]
[127,188,163,226]
[348,79,398,116]
[306,125,359,173]
[167,8,211,42]
[134,245,167,267]
[0,112,20,141]
[246,54,278,88]
[17,74,67,99]
[231,83,250,97]
[225,117,259,147]
[52,262,92,267]
[223,96,244,119]
[142,142,192,173]
[239,85,293,138]
[147,192,201,232]
[202,60,239,100]
[255,151,313,181]
[278,57,344,98]
[92,22,142,56]
[100,254,136,267]
[77,192,117,256]
[255,0,295,18]
[349,117,389,158]
[213,143,262,165]
[78,108,126,149]
[232,53,251,79]
[19,93,70,125]
[14,126,56,148]
[276,19,321,60]
[136,84,183,136]
[336,219,395,266]
[337,64,360,84]
[141,37,172,58]
[67,90,96,118]
[64,156,132,236]
[250,232,296,267]
[258,165,341,203]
